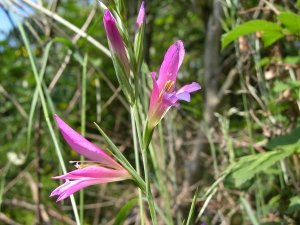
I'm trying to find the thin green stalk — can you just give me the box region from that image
[16,20,80,224]
[133,104,158,224]
[130,107,145,225]
[204,121,219,177]
[148,144,173,224]
[142,150,158,225]
[80,54,88,225]
[165,116,179,224]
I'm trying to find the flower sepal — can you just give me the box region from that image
[142,121,154,152]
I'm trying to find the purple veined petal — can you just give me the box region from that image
[54,115,123,170]
[157,40,185,91]
[53,166,130,180]
[176,92,191,102]
[177,82,201,94]
[149,72,160,111]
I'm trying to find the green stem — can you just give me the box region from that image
[132,104,158,224]
[80,54,88,225]
[130,107,145,225]
[142,150,158,225]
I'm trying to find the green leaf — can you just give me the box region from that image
[285,196,300,214]
[229,127,300,186]
[113,198,138,225]
[267,126,300,149]
[298,0,300,9]
[231,148,295,186]
[277,12,300,34]
[221,20,283,51]
[186,188,199,225]
[273,80,300,92]
[261,31,284,48]
[283,56,300,64]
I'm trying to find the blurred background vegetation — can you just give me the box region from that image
[1,0,300,224]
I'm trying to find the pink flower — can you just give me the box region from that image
[147,40,201,130]
[50,115,131,202]
[103,9,130,76]
[135,2,145,32]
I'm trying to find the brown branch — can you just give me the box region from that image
[2,199,76,225]
[0,212,22,225]
[0,84,28,119]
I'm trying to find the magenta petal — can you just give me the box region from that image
[176,92,191,102]
[54,166,130,179]
[177,82,201,94]
[157,40,185,91]
[103,9,129,73]
[136,2,145,29]
[149,72,159,110]
[103,10,124,54]
[51,179,102,202]
[54,115,122,170]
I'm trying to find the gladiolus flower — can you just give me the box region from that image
[147,40,201,130]
[50,115,131,202]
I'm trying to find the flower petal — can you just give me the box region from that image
[157,40,185,91]
[54,115,123,170]
[176,82,201,94]
[53,166,130,180]
[103,9,130,73]
[149,72,159,111]
[136,2,145,29]
[50,179,102,202]
[176,92,191,102]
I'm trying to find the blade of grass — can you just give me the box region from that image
[240,196,260,225]
[79,54,88,225]
[16,19,80,224]
[186,188,199,225]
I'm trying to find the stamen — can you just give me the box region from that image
[164,80,174,93]
[158,91,163,102]
[158,80,175,103]
[69,160,119,170]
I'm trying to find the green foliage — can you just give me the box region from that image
[221,20,283,50]
[113,198,138,225]
[226,127,300,187]
[1,0,300,224]
[230,148,295,187]
[273,80,300,93]
[277,12,300,34]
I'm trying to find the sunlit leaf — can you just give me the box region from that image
[221,20,283,51]
[113,198,138,225]
[277,12,300,34]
